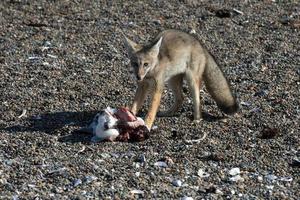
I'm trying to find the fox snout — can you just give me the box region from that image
[136,75,142,81]
[135,67,145,81]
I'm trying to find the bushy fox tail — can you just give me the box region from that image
[203,54,239,115]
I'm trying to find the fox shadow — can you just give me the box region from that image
[1,109,224,144]
[1,110,98,144]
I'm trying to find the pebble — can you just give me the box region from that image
[279,177,293,182]
[216,189,223,195]
[135,172,140,177]
[130,189,144,194]
[266,185,274,190]
[229,167,241,176]
[172,179,182,187]
[18,109,27,118]
[84,175,98,184]
[290,158,300,167]
[190,29,196,34]
[137,154,146,163]
[197,168,210,178]
[12,195,19,200]
[240,101,251,107]
[181,196,193,200]
[47,167,67,175]
[265,174,277,182]
[230,175,244,182]
[73,179,82,187]
[154,161,168,168]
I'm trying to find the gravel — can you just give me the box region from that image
[0,0,299,199]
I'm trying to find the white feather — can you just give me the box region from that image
[93,110,119,141]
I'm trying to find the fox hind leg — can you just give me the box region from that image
[158,74,184,117]
[186,72,202,121]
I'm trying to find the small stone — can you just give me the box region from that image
[232,8,244,15]
[100,153,111,159]
[181,196,193,200]
[190,29,196,34]
[172,179,182,187]
[12,195,19,200]
[266,174,277,182]
[215,9,231,18]
[130,189,144,194]
[254,90,267,97]
[258,176,263,182]
[216,189,223,195]
[259,128,279,139]
[134,162,140,168]
[47,167,67,176]
[84,175,98,184]
[135,172,140,177]
[205,186,217,193]
[229,167,241,176]
[47,54,57,58]
[240,101,251,107]
[171,129,178,138]
[137,154,146,163]
[73,179,82,187]
[0,178,7,184]
[163,156,175,165]
[18,109,27,118]
[290,158,300,167]
[28,56,40,60]
[266,185,274,190]
[229,175,244,182]
[153,19,161,25]
[197,168,210,178]
[279,177,293,182]
[42,62,50,66]
[154,161,168,168]
[200,153,225,162]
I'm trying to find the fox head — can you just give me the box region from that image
[124,36,162,82]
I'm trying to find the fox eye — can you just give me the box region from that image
[143,63,149,67]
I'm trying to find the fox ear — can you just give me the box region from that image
[149,37,162,57]
[124,35,141,54]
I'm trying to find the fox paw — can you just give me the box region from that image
[192,119,203,124]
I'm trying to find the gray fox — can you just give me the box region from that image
[124,30,238,129]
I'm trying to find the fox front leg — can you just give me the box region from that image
[144,83,163,130]
[131,80,150,115]
[157,74,184,117]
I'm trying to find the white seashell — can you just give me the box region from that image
[154,161,168,168]
[130,189,144,194]
[197,168,210,178]
[228,167,240,176]
[181,196,193,200]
